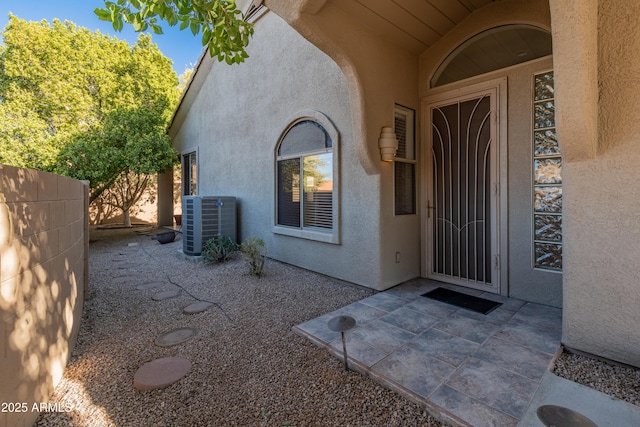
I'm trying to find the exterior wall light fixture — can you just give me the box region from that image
[378,126,398,162]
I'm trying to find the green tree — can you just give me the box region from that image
[0,16,105,169]
[178,67,194,93]
[95,0,254,64]
[0,15,180,225]
[0,15,179,167]
[56,99,177,226]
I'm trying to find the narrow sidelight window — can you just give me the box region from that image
[532,71,562,271]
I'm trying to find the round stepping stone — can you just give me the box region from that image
[114,276,137,285]
[136,282,164,291]
[183,301,214,314]
[155,327,197,347]
[133,357,192,391]
[152,289,181,301]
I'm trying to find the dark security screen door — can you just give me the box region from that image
[429,92,498,292]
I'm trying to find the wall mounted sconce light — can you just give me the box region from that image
[378,126,398,162]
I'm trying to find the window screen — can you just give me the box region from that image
[394,105,416,215]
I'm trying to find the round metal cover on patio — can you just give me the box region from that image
[536,405,598,427]
[327,315,356,332]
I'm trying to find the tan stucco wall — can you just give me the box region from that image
[561,0,640,367]
[549,0,598,162]
[168,0,640,365]
[263,0,640,366]
[267,1,422,288]
[171,11,393,288]
[0,165,87,427]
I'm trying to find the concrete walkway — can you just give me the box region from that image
[293,278,640,426]
[519,371,640,426]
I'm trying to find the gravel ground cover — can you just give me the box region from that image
[34,227,640,426]
[552,350,640,406]
[35,228,445,427]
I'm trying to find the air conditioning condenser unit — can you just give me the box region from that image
[182,196,237,256]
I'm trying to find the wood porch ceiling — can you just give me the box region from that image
[328,0,495,54]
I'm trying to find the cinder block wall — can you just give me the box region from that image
[0,165,88,427]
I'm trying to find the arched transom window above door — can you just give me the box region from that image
[431,24,553,87]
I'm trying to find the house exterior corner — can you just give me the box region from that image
[165,0,640,368]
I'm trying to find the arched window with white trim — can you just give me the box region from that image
[274,111,339,244]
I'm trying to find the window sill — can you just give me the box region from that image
[272,225,339,244]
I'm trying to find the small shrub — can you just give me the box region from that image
[202,234,239,264]
[241,237,267,276]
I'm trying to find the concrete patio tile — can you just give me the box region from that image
[519,371,640,427]
[327,333,389,368]
[433,313,502,344]
[496,320,561,355]
[445,358,539,419]
[359,292,411,312]
[373,346,456,398]
[331,301,388,325]
[294,313,341,344]
[293,280,566,426]
[454,304,518,324]
[379,306,440,334]
[405,296,459,318]
[509,302,562,331]
[478,292,527,312]
[474,336,552,381]
[407,329,480,367]
[383,279,439,300]
[430,385,519,427]
[349,319,416,354]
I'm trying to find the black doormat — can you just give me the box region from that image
[422,287,502,315]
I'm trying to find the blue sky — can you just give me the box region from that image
[0,0,205,75]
